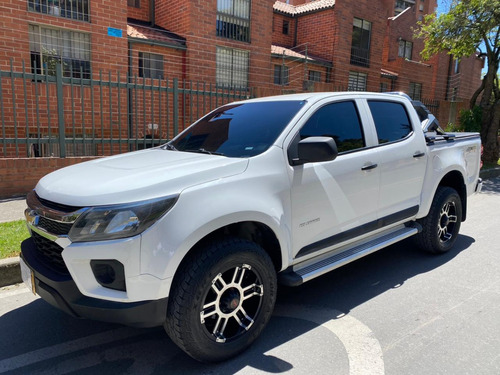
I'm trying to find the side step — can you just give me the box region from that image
[279,226,419,287]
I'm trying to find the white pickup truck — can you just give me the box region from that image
[20,92,482,362]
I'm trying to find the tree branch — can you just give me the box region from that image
[470,78,486,108]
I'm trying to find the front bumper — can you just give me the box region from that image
[20,238,168,328]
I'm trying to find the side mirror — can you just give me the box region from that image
[293,136,338,165]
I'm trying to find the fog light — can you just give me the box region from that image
[90,260,126,291]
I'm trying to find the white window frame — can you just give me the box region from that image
[29,24,91,78]
[216,46,249,89]
[348,71,367,91]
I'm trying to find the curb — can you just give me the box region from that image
[1,169,499,289]
[0,257,21,288]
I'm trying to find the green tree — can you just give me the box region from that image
[416,0,500,163]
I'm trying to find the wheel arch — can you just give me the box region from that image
[437,170,467,221]
[168,220,284,296]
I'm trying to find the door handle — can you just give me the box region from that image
[413,152,425,158]
[361,163,378,171]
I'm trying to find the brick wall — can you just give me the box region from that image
[272,14,295,47]
[0,157,101,198]
[330,0,387,91]
[128,0,151,22]
[296,10,335,62]
[155,0,275,88]
[271,56,331,92]
[0,0,128,74]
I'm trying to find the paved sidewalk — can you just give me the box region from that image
[0,196,26,287]
[0,197,27,223]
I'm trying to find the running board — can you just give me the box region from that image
[279,226,419,286]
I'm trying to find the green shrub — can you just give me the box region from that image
[459,106,482,133]
[445,122,463,132]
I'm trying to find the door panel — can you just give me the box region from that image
[290,150,380,257]
[288,100,380,258]
[366,100,427,218]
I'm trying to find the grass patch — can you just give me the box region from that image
[0,220,29,259]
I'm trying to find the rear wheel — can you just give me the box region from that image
[415,186,462,254]
[165,238,277,362]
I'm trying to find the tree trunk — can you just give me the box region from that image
[481,101,500,163]
[479,63,499,164]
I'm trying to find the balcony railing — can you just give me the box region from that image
[350,47,370,68]
[216,15,250,43]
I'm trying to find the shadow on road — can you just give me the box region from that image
[0,233,475,374]
[480,176,500,195]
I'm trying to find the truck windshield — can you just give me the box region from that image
[168,100,306,157]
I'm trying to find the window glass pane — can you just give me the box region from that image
[405,41,412,59]
[351,18,371,67]
[216,47,248,88]
[353,18,363,29]
[282,20,289,35]
[398,40,405,57]
[139,52,164,79]
[29,25,91,78]
[309,70,321,82]
[172,101,306,157]
[31,0,90,22]
[29,25,40,52]
[216,0,250,41]
[274,65,281,85]
[300,101,365,153]
[368,101,412,144]
[348,72,367,91]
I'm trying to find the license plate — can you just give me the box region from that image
[19,258,36,295]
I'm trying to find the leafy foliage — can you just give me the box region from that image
[416,0,500,163]
[416,0,500,62]
[459,106,482,132]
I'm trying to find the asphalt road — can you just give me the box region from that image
[1,177,499,375]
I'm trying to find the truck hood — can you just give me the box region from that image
[35,149,249,207]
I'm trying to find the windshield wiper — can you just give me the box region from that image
[163,143,178,151]
[185,148,225,156]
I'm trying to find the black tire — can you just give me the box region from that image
[164,238,277,363]
[415,186,462,254]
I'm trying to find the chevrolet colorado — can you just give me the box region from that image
[20,92,482,362]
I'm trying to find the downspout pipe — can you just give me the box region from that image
[150,0,155,26]
[128,41,134,151]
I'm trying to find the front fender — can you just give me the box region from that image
[139,178,292,297]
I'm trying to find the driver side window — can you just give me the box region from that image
[300,101,365,153]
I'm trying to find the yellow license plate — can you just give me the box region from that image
[20,258,36,295]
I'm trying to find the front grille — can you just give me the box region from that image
[36,194,82,213]
[31,232,69,275]
[38,216,73,236]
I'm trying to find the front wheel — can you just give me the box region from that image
[415,186,462,254]
[164,238,277,362]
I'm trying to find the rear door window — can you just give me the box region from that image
[368,101,412,144]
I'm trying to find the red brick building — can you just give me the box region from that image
[271,0,483,116]
[0,0,485,157]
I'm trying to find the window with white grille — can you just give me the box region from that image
[216,47,249,89]
[348,71,367,91]
[29,24,91,79]
[28,0,90,22]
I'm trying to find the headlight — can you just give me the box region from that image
[68,195,178,242]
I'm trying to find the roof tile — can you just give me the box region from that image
[273,0,335,16]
